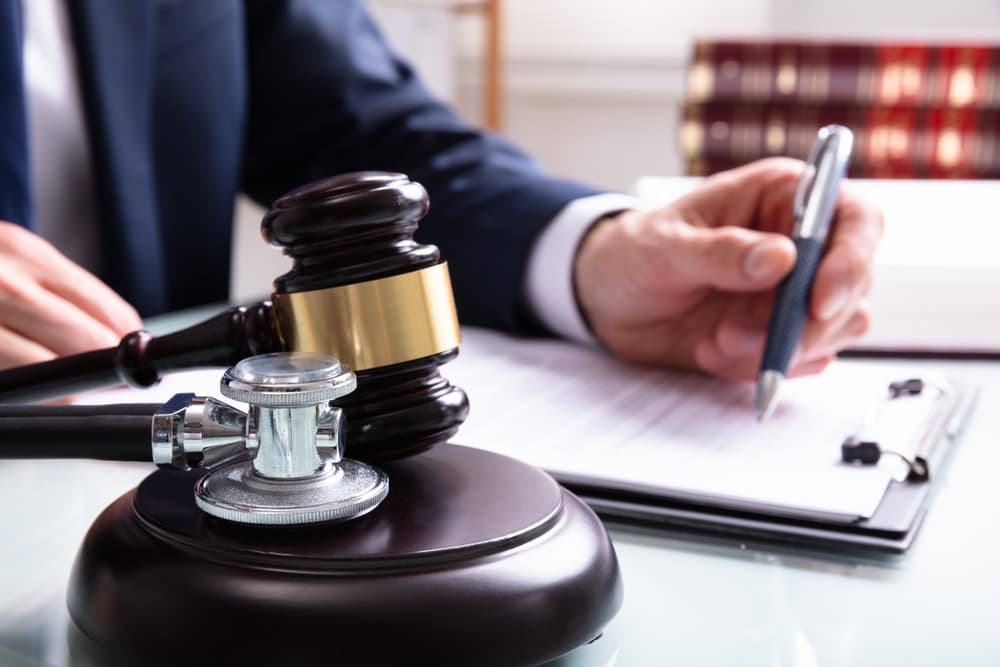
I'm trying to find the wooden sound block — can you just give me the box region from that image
[67,444,622,666]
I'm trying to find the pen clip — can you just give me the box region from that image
[792,125,854,222]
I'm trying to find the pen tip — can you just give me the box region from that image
[755,371,784,421]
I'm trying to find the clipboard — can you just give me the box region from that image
[557,376,977,555]
[445,328,981,557]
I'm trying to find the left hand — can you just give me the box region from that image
[0,221,142,371]
[573,158,883,381]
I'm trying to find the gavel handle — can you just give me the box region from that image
[0,404,160,460]
[0,302,281,404]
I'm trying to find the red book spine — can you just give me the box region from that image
[680,104,1000,178]
[688,41,1000,110]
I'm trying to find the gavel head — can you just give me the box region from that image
[261,172,469,462]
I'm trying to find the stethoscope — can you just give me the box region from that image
[0,351,388,526]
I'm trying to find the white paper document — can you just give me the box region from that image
[77,327,934,521]
[445,328,935,521]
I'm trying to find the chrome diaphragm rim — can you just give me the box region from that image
[194,458,389,526]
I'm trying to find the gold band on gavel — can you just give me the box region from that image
[271,263,461,371]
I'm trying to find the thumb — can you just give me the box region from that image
[665,224,796,291]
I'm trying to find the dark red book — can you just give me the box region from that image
[680,103,1000,178]
[688,40,1000,110]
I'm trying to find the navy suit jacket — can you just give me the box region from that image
[57,0,599,329]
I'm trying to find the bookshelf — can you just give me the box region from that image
[680,41,1000,179]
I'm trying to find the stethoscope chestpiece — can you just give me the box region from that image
[193,352,389,526]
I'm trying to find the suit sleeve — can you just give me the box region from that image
[240,0,602,333]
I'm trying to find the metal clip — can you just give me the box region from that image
[839,377,950,482]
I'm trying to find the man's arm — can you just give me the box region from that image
[239,2,882,379]
[240,0,599,333]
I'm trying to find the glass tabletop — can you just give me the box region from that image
[592,359,1000,667]
[1,306,997,666]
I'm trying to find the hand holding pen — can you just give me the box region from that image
[756,125,855,419]
[573,147,882,383]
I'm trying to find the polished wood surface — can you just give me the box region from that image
[9,171,623,661]
[0,172,468,461]
[0,302,279,404]
[264,172,468,461]
[262,172,436,292]
[67,445,623,666]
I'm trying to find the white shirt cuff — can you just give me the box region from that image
[525,193,641,343]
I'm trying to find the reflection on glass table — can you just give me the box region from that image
[1,305,998,666]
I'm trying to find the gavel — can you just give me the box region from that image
[0,171,467,462]
[0,172,623,667]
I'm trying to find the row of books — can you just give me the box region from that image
[688,41,1000,109]
[683,40,1000,178]
[681,104,1000,178]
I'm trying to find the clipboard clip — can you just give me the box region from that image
[840,378,938,482]
[840,437,929,482]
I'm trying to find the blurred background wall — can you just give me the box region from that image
[231,0,1000,302]
[374,0,1000,191]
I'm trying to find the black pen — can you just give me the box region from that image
[756,125,854,420]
